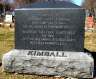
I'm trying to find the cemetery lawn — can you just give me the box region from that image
[0,27,14,63]
[85,24,96,52]
[0,25,96,79]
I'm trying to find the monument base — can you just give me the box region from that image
[2,49,94,78]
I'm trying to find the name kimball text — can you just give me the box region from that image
[27,51,67,57]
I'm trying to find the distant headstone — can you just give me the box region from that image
[85,29,93,32]
[89,23,93,28]
[5,24,11,27]
[4,15,12,22]
[87,17,94,24]
[90,28,95,30]
[2,1,94,78]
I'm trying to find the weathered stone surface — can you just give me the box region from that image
[2,49,94,78]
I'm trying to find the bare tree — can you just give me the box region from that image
[0,0,15,15]
[0,1,3,17]
[82,0,96,18]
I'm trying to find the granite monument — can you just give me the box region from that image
[2,1,94,78]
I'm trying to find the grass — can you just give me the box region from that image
[0,24,96,79]
[0,27,14,63]
[85,24,96,52]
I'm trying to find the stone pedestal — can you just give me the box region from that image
[2,49,94,78]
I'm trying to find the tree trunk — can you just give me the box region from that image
[89,12,92,17]
[95,9,96,20]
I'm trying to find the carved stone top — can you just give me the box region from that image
[19,1,84,9]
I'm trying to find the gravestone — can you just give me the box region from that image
[87,17,94,24]
[5,24,11,27]
[4,15,12,22]
[87,17,94,28]
[2,1,94,78]
[89,23,93,28]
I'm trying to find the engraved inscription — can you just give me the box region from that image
[15,9,84,51]
[27,51,67,57]
[21,13,76,46]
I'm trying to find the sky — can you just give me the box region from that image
[73,0,83,6]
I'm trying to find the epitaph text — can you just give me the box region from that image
[15,9,84,51]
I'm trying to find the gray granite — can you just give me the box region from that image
[20,1,84,8]
[15,1,85,52]
[2,49,94,78]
